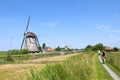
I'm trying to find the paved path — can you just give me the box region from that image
[98,56,120,80]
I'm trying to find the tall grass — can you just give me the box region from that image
[106,52,120,76]
[25,52,113,80]
[107,52,120,70]
[9,49,28,55]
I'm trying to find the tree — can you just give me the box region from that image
[5,51,14,62]
[85,45,93,50]
[113,47,118,52]
[42,43,46,49]
[85,43,104,51]
[38,46,42,52]
[92,43,104,51]
[55,46,61,51]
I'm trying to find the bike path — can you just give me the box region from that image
[98,56,120,80]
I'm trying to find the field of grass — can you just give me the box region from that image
[0,52,73,64]
[106,52,120,77]
[0,53,76,80]
[26,52,113,80]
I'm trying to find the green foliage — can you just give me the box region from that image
[85,43,104,51]
[85,45,93,51]
[21,49,29,54]
[0,52,7,59]
[42,43,46,49]
[113,47,119,52]
[55,46,61,51]
[9,49,28,55]
[4,51,14,62]
[90,54,113,80]
[32,64,69,80]
[92,43,104,51]
[106,52,120,73]
[26,52,113,80]
[38,46,42,52]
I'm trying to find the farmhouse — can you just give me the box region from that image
[104,46,112,51]
[43,47,54,52]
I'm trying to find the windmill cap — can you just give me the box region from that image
[26,32,37,37]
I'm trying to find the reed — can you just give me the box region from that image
[26,52,113,80]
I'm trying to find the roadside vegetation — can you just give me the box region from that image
[25,51,113,80]
[0,43,119,80]
[106,52,120,77]
[0,53,76,80]
[0,50,75,64]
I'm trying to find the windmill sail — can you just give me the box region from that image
[25,16,30,32]
[20,16,40,53]
[20,16,30,49]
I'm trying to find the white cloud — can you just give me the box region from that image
[110,30,120,33]
[97,25,105,29]
[96,22,110,30]
[41,21,59,27]
[47,21,58,27]
[96,24,120,33]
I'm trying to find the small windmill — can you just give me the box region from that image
[20,16,40,53]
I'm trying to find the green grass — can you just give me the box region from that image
[89,54,113,80]
[106,52,120,77]
[25,52,113,80]
[106,61,120,77]
[0,52,7,59]
[0,52,74,64]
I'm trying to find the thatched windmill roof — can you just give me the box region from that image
[26,32,37,38]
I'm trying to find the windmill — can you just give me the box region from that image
[20,16,40,53]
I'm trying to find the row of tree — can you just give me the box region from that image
[85,43,119,52]
[55,46,72,51]
[39,43,72,52]
[39,43,119,52]
[85,43,104,51]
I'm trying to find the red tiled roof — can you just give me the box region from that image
[105,46,112,51]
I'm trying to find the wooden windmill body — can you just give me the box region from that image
[21,16,40,53]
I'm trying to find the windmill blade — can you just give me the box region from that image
[20,37,25,49]
[25,16,30,31]
[36,37,40,47]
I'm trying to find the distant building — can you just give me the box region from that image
[48,48,54,52]
[43,47,54,52]
[64,45,69,50]
[104,46,112,51]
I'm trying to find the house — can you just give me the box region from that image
[104,46,112,51]
[48,48,54,52]
[43,47,54,52]
[64,45,69,50]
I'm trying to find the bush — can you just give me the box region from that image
[20,49,29,54]
[9,49,28,55]
[113,47,119,52]
[4,51,14,62]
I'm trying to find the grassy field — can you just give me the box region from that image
[106,52,120,77]
[0,53,77,80]
[26,52,113,80]
[0,51,74,63]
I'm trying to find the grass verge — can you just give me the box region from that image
[25,52,113,80]
[106,61,120,77]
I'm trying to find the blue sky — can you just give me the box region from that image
[0,0,120,51]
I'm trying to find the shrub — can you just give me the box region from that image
[9,49,28,55]
[20,49,29,54]
[4,51,14,62]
